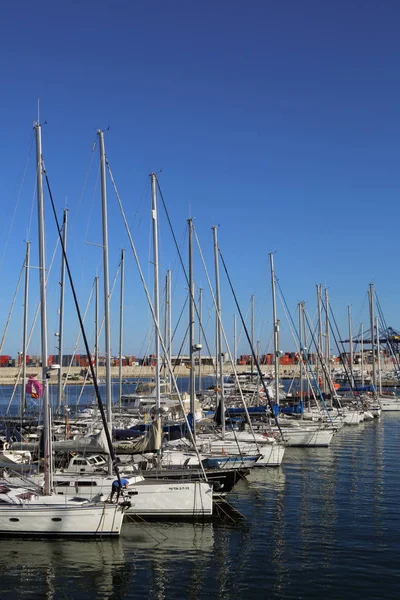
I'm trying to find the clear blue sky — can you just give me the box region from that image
[0,0,399,360]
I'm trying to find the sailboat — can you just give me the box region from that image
[267,267,336,447]
[0,122,126,536]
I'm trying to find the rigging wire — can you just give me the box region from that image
[43,164,123,489]
[156,181,216,371]
[106,158,208,480]
[0,257,25,354]
[191,224,267,447]
[6,237,61,415]
[274,278,334,421]
[325,299,365,399]
[0,131,34,271]
[217,247,283,435]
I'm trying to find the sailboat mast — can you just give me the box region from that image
[325,288,332,406]
[299,302,304,404]
[324,289,330,379]
[251,294,255,380]
[212,226,225,438]
[198,287,203,393]
[369,283,377,390]
[188,218,196,437]
[166,270,172,390]
[269,253,280,409]
[94,276,99,381]
[98,130,112,434]
[21,241,30,417]
[150,173,161,415]
[118,248,125,409]
[376,317,382,394]
[348,305,354,387]
[361,323,364,387]
[317,284,324,391]
[233,314,237,373]
[163,270,172,389]
[35,122,52,495]
[57,208,68,414]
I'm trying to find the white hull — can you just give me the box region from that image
[379,397,400,411]
[128,480,213,516]
[162,448,260,469]
[0,503,124,536]
[201,439,285,467]
[253,443,285,466]
[370,407,382,418]
[23,473,213,518]
[343,411,362,425]
[276,426,335,447]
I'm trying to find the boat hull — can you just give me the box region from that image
[379,397,400,411]
[0,503,124,536]
[203,439,285,467]
[24,474,213,518]
[127,480,213,516]
[278,426,336,447]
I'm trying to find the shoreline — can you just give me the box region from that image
[0,363,396,386]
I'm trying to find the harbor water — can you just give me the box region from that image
[0,390,399,599]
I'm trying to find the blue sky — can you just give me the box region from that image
[0,0,399,359]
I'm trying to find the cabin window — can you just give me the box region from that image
[52,518,62,522]
[76,482,97,487]
[9,518,19,522]
[73,460,87,466]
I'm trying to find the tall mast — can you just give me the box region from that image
[325,288,331,406]
[163,269,172,389]
[118,249,125,409]
[167,270,172,391]
[299,302,304,404]
[376,317,382,394]
[150,174,161,415]
[163,273,167,381]
[348,305,354,387]
[94,276,99,381]
[317,284,324,391]
[324,289,330,373]
[361,323,364,387]
[198,287,203,393]
[188,218,196,437]
[98,129,112,474]
[212,226,225,439]
[302,302,309,398]
[21,241,30,417]
[251,294,255,380]
[369,283,377,390]
[269,253,280,410]
[57,208,68,414]
[233,314,237,373]
[35,122,52,495]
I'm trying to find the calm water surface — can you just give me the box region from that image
[0,411,399,599]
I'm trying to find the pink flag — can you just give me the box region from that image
[25,376,43,399]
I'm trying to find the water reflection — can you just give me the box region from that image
[0,537,125,600]
[0,418,398,599]
[121,521,214,555]
[123,522,215,600]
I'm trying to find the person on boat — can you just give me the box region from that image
[110,477,129,502]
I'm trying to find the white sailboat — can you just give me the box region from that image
[0,123,125,536]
